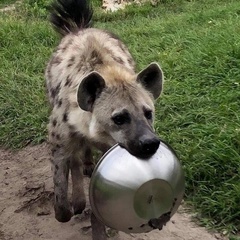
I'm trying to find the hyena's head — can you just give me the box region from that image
[77,63,163,159]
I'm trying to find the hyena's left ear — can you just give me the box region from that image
[77,71,106,112]
[137,62,164,99]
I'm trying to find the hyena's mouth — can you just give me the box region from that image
[124,137,160,160]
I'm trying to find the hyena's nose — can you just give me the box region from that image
[139,136,160,157]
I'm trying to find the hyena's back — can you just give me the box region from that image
[45,27,136,107]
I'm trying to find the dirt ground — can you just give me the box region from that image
[0,143,228,240]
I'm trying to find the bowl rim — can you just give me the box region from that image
[91,138,180,177]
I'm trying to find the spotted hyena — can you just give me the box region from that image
[45,0,163,238]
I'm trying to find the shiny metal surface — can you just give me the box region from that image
[89,141,185,233]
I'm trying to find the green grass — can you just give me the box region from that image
[0,5,56,147]
[0,0,16,8]
[0,0,240,236]
[230,236,240,240]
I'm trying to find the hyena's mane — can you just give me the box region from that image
[50,0,93,36]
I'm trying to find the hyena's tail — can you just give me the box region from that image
[50,0,93,36]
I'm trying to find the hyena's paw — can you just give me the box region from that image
[54,204,73,222]
[73,197,86,215]
[83,162,95,177]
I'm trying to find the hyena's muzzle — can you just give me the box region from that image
[123,122,160,159]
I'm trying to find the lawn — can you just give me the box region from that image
[0,0,239,237]
[0,0,16,8]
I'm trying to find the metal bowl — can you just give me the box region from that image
[89,140,185,233]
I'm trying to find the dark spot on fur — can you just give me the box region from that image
[119,42,127,53]
[69,131,78,138]
[61,46,67,52]
[56,144,61,148]
[67,56,75,68]
[52,56,62,65]
[128,227,133,230]
[55,195,59,203]
[58,99,62,107]
[113,56,124,64]
[63,112,68,122]
[51,83,61,99]
[96,58,103,65]
[127,57,134,66]
[91,50,98,58]
[55,164,59,170]
[52,119,57,127]
[64,76,72,87]
[56,134,60,140]
[69,125,84,138]
[51,148,57,155]
[90,50,103,66]
[51,132,55,138]
[140,224,145,228]
[68,125,75,131]
[51,89,55,98]
[70,56,75,62]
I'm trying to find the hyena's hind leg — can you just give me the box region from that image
[70,140,95,214]
[52,143,90,220]
[51,144,73,222]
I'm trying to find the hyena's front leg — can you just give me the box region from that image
[91,212,107,240]
[70,150,86,215]
[52,145,72,222]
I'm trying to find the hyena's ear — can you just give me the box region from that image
[136,62,163,99]
[77,71,106,112]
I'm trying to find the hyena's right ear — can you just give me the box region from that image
[77,71,106,112]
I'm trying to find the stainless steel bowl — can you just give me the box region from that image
[89,140,185,233]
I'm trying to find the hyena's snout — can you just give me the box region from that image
[139,135,160,157]
[128,132,160,159]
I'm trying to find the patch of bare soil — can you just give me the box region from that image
[0,143,226,240]
[0,5,15,12]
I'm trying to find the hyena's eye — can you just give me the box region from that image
[112,112,131,125]
[144,110,152,120]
